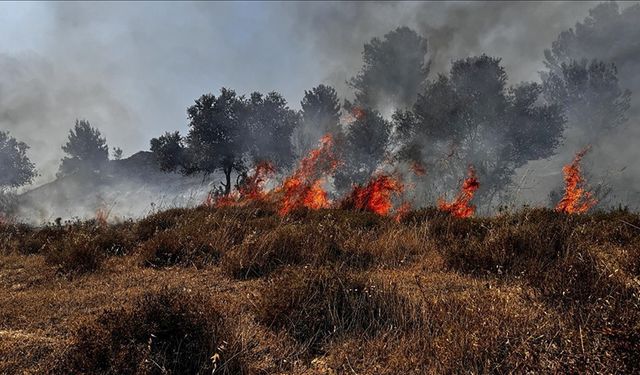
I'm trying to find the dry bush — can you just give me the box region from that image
[53,289,245,375]
[44,231,104,275]
[221,224,335,279]
[137,230,221,268]
[256,267,422,356]
[135,207,194,241]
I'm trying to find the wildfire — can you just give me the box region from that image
[351,106,366,121]
[342,174,404,216]
[95,206,109,226]
[555,147,597,214]
[410,161,427,176]
[203,161,276,208]
[438,166,480,218]
[278,134,339,216]
[238,161,276,201]
[393,201,411,222]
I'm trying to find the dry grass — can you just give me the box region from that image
[1,204,639,373]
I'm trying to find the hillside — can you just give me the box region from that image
[15,152,218,224]
[1,204,639,373]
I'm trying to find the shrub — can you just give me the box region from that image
[54,289,245,374]
[44,232,103,275]
[257,268,421,355]
[137,230,220,268]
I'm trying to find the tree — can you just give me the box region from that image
[59,119,109,177]
[185,88,247,195]
[0,131,36,190]
[244,91,298,169]
[150,131,187,172]
[544,2,640,100]
[335,106,391,191]
[398,55,565,207]
[543,59,630,142]
[112,147,123,161]
[349,26,430,111]
[296,84,342,154]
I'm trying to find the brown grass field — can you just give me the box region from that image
[1,204,639,374]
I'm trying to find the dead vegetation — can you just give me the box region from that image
[1,204,639,373]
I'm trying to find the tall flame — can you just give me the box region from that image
[278,134,339,216]
[95,205,109,227]
[555,147,597,214]
[203,161,276,208]
[342,174,404,216]
[238,161,276,201]
[438,166,480,218]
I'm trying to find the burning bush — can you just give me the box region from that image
[438,166,480,218]
[278,134,339,216]
[55,289,244,374]
[556,147,597,214]
[341,174,404,216]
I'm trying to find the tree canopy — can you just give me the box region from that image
[349,26,430,112]
[296,84,342,155]
[0,131,36,190]
[59,119,109,177]
[397,55,565,207]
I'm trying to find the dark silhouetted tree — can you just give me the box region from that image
[544,2,640,105]
[150,131,187,172]
[185,88,247,195]
[543,59,630,142]
[296,84,342,154]
[244,91,298,169]
[0,131,36,190]
[59,119,109,177]
[349,26,430,111]
[335,105,391,191]
[398,55,565,207]
[112,147,123,161]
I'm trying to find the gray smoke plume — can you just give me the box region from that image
[1,1,639,222]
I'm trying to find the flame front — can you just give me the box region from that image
[555,147,597,214]
[95,206,109,226]
[278,134,339,216]
[410,161,427,176]
[438,166,480,218]
[342,174,404,216]
[239,161,276,201]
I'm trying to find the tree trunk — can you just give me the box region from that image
[223,166,232,196]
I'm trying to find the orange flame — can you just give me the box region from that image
[555,147,597,214]
[342,174,404,216]
[203,161,276,208]
[393,201,411,222]
[438,166,480,218]
[238,161,276,201]
[278,134,339,215]
[410,161,427,176]
[95,206,109,226]
[351,106,366,121]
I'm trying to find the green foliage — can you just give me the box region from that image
[297,84,342,154]
[59,119,109,177]
[0,131,36,190]
[397,55,565,207]
[349,26,430,110]
[150,131,186,172]
[244,91,298,168]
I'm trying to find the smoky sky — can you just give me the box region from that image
[0,1,633,185]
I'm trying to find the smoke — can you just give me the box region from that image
[1,1,639,221]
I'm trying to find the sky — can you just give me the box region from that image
[0,1,626,184]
